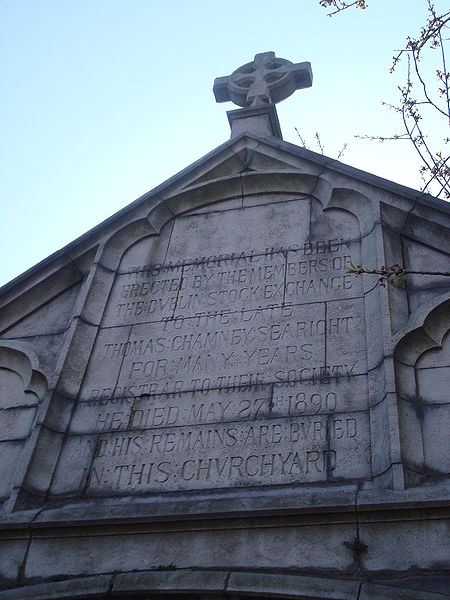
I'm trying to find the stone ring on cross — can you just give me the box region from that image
[213,51,313,108]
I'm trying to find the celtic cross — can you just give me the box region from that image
[213,51,313,108]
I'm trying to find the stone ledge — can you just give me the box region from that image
[227,571,360,599]
[0,570,447,599]
[113,569,228,593]
[2,482,449,531]
[0,574,111,599]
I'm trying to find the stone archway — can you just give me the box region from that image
[394,299,450,487]
[0,345,47,510]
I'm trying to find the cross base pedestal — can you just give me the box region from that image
[227,104,282,140]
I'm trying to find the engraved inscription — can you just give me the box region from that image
[53,204,371,498]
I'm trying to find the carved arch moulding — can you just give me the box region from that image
[0,344,48,513]
[395,299,450,487]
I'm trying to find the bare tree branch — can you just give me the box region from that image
[320,0,450,199]
[347,261,450,287]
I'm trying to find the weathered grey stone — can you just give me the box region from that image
[213,51,312,108]
[368,395,392,476]
[24,523,356,579]
[0,575,111,599]
[54,319,98,399]
[165,178,243,216]
[359,581,447,600]
[241,171,323,198]
[0,539,28,586]
[0,262,83,334]
[227,104,283,139]
[18,426,64,496]
[0,56,449,596]
[0,407,36,441]
[359,519,450,571]
[375,576,450,597]
[227,571,360,599]
[422,404,450,472]
[0,441,23,500]
[113,569,228,594]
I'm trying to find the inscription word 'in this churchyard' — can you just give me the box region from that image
[62,225,371,498]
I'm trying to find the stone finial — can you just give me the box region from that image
[213,51,313,108]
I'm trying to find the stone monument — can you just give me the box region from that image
[0,52,449,599]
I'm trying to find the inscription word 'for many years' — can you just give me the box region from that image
[74,231,370,495]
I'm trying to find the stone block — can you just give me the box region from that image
[50,432,96,495]
[328,410,371,481]
[240,172,318,198]
[368,361,386,407]
[422,404,450,473]
[101,265,182,326]
[417,365,450,405]
[20,426,64,495]
[363,287,385,371]
[285,244,360,305]
[24,523,356,579]
[56,320,98,398]
[146,201,174,232]
[417,330,450,369]
[227,571,360,599]
[0,441,23,500]
[71,384,274,435]
[187,196,242,214]
[0,539,28,587]
[0,575,111,599]
[0,368,32,410]
[395,361,416,401]
[309,201,362,258]
[325,297,367,373]
[79,265,115,326]
[2,285,79,340]
[375,576,450,597]
[359,581,446,599]
[166,178,242,216]
[397,397,425,472]
[116,226,172,275]
[83,414,351,495]
[0,407,36,441]
[242,193,308,208]
[113,569,228,594]
[165,199,310,263]
[43,393,75,433]
[83,302,332,400]
[369,397,391,476]
[272,373,368,417]
[359,519,450,572]
[0,263,83,334]
[12,334,65,390]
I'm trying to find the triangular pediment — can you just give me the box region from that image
[1,132,449,342]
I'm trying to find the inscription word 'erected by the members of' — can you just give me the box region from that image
[64,230,370,496]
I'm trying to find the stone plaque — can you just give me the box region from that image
[51,198,371,497]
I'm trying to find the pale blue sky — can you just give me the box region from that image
[0,0,445,286]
